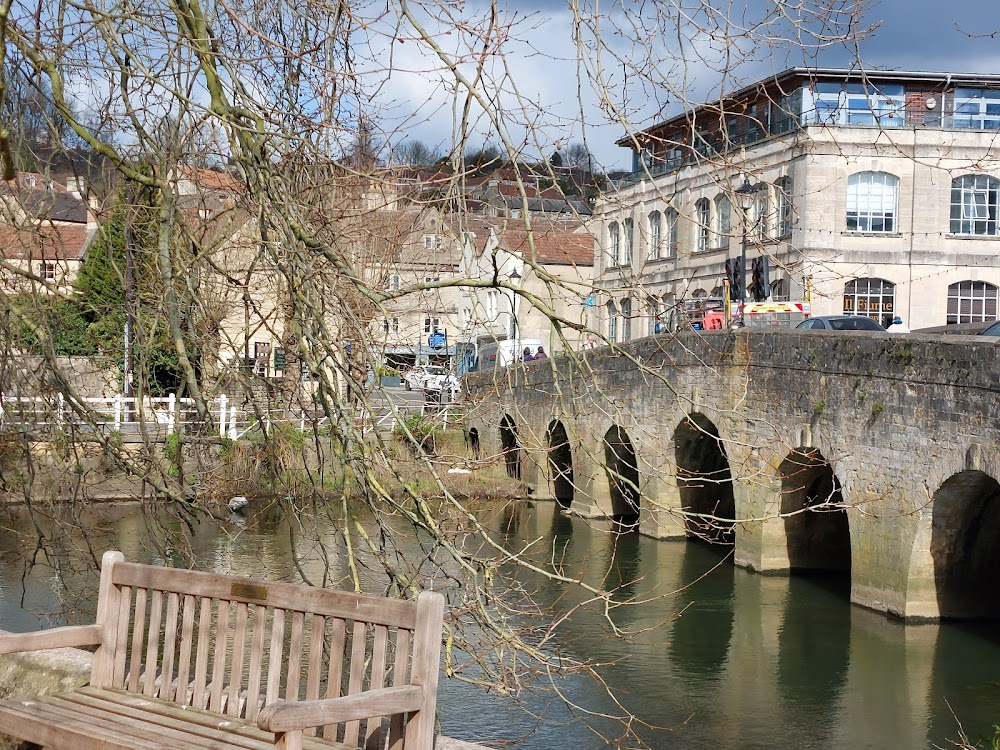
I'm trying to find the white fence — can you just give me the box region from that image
[1,393,465,439]
[0,394,243,437]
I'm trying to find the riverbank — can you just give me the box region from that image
[0,645,492,750]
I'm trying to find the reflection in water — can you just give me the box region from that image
[777,574,851,740]
[668,543,735,678]
[0,503,999,749]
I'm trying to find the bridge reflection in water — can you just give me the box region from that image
[0,501,998,749]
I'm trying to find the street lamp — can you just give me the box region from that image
[735,177,762,323]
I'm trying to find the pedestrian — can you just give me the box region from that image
[886,316,910,333]
[522,347,534,362]
[582,333,598,350]
[533,346,548,360]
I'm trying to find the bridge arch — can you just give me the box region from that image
[603,425,640,529]
[546,420,574,510]
[499,414,522,480]
[930,470,1000,620]
[673,413,735,544]
[779,448,851,574]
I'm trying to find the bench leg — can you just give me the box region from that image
[274,729,303,750]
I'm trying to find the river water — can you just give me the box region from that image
[0,499,997,749]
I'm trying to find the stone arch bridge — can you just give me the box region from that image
[465,330,1000,622]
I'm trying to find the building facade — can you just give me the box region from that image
[594,68,1000,334]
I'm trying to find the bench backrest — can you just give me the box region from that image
[90,551,443,750]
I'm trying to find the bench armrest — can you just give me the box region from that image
[0,625,104,655]
[256,685,426,732]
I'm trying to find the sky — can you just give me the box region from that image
[372,0,1000,171]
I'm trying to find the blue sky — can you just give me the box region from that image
[378,0,1000,171]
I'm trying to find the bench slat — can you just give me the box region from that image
[265,608,286,706]
[76,688,360,750]
[342,620,369,747]
[304,614,325,737]
[192,596,213,708]
[322,617,347,741]
[286,611,305,701]
[387,628,410,750]
[210,601,233,713]
[365,624,390,747]
[160,592,180,702]
[127,587,148,692]
[176,593,197,703]
[0,697,168,750]
[142,591,163,697]
[112,563,417,628]
[111,585,131,687]
[228,601,250,717]
[245,605,267,722]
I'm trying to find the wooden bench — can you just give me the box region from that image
[0,550,445,750]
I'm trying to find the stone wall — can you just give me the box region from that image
[466,329,1000,621]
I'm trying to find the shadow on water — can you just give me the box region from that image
[777,573,851,718]
[928,620,1000,748]
[668,542,735,678]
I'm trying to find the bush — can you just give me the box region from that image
[394,413,437,455]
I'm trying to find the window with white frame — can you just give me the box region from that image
[648,296,661,335]
[714,194,731,248]
[775,177,793,238]
[948,281,999,323]
[622,217,634,266]
[391,317,399,333]
[648,211,662,259]
[952,88,1000,130]
[606,301,618,343]
[622,298,632,341]
[665,208,678,257]
[608,222,621,266]
[423,316,441,333]
[696,198,711,252]
[389,274,401,291]
[42,262,57,282]
[847,171,899,233]
[843,277,895,328]
[423,234,436,249]
[950,175,1000,236]
[808,82,905,127]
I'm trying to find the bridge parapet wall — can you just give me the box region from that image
[466,330,1000,620]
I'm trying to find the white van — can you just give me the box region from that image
[474,338,544,373]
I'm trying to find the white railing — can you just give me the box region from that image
[0,394,243,438]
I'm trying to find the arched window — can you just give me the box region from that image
[950,175,1000,236]
[948,281,999,323]
[714,194,731,249]
[665,208,678,257]
[648,296,661,335]
[770,276,789,302]
[606,301,618,343]
[775,177,793,238]
[622,217,634,266]
[648,210,662,259]
[622,298,633,341]
[753,186,771,240]
[847,171,899,233]
[696,198,711,252]
[843,278,896,328]
[608,222,620,266]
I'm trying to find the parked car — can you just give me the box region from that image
[796,315,885,331]
[424,372,461,399]
[980,321,1000,337]
[402,365,446,391]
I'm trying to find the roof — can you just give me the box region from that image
[495,220,594,266]
[0,223,94,261]
[0,173,91,223]
[175,165,244,192]
[618,66,1000,147]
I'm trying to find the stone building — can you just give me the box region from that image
[594,67,1000,334]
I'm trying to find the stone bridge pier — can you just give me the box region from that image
[466,329,1000,622]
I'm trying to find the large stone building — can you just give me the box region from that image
[594,68,1000,334]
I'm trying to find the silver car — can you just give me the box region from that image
[796,315,885,331]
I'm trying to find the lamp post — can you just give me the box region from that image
[735,177,762,323]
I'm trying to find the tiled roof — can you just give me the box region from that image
[0,174,91,223]
[175,165,244,191]
[0,223,93,261]
[497,220,594,266]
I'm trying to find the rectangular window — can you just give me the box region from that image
[389,274,401,291]
[423,235,436,249]
[42,262,57,281]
